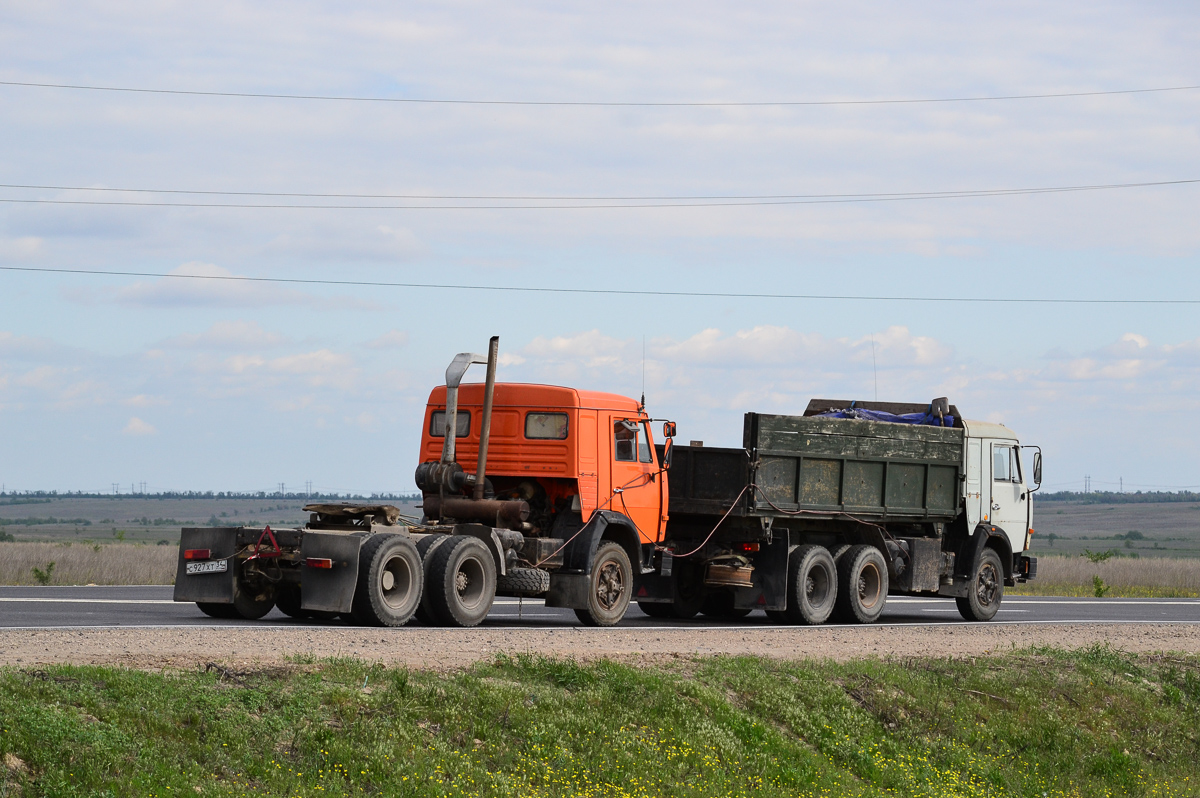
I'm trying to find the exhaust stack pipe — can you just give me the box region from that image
[440,350,488,465]
[473,336,500,500]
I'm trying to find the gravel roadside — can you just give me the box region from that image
[3,623,1199,670]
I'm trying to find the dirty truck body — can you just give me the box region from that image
[175,342,1038,627]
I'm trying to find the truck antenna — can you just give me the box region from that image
[641,336,646,411]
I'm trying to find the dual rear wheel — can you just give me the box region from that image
[767,543,889,625]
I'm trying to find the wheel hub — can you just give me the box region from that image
[455,570,470,595]
[976,564,999,605]
[595,562,623,610]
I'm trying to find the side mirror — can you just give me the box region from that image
[1033,452,1043,487]
[662,421,677,439]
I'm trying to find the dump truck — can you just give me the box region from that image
[174,337,1040,626]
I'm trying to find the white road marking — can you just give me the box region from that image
[0,598,177,604]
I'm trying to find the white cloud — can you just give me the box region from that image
[164,320,289,350]
[123,417,156,436]
[364,330,409,350]
[123,394,168,408]
[264,224,424,261]
[0,236,44,260]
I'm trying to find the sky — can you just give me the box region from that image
[1,0,1198,495]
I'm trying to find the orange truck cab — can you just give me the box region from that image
[419,383,668,544]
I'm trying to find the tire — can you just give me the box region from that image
[700,589,752,620]
[780,545,838,625]
[833,545,888,624]
[670,561,706,619]
[496,567,550,597]
[352,534,424,627]
[956,547,1004,622]
[637,600,674,618]
[574,541,633,627]
[197,602,239,619]
[274,583,309,619]
[232,574,277,620]
[427,536,497,628]
[414,534,454,625]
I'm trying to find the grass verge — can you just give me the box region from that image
[0,542,176,586]
[2,647,1200,797]
[1010,555,1200,598]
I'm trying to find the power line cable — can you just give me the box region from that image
[0,179,1195,209]
[2,265,1198,305]
[2,179,1198,202]
[2,79,1199,107]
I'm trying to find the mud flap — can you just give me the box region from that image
[173,527,238,604]
[300,531,366,614]
[545,572,590,609]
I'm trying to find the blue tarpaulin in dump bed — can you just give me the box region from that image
[817,407,955,427]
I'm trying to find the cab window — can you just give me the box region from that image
[992,445,1020,482]
[614,420,640,462]
[639,421,655,463]
[430,410,471,438]
[525,412,569,440]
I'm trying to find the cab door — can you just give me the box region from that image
[607,414,663,544]
[987,440,1027,553]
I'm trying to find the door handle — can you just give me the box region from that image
[991,502,1001,511]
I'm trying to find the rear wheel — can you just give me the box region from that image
[414,535,454,625]
[427,536,497,627]
[232,573,277,620]
[352,534,424,627]
[700,589,752,620]
[833,545,888,624]
[274,583,309,619]
[197,602,240,619]
[956,548,1004,621]
[574,541,632,627]
[637,601,674,618]
[670,560,706,619]
[781,545,838,625]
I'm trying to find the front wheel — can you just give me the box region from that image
[957,548,1004,621]
[575,542,632,627]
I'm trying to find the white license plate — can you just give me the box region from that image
[186,559,228,575]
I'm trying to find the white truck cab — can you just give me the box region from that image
[962,420,1039,557]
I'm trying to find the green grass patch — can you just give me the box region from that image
[2,647,1200,796]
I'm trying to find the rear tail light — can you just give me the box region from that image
[738,543,760,553]
[306,557,334,569]
[184,549,211,561]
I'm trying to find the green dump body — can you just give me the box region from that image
[667,412,965,524]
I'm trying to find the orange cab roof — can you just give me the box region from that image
[425,383,641,413]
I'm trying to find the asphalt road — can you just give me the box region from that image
[1,585,1197,629]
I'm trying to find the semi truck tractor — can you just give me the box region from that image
[174,338,1039,626]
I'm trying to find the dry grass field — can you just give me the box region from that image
[1009,555,1200,597]
[0,542,177,586]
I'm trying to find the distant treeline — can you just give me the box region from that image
[1038,490,1200,505]
[0,491,421,503]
